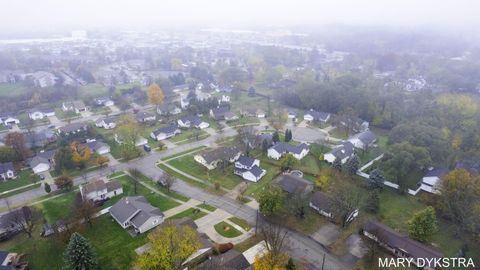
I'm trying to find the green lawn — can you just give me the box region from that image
[197,203,216,212]
[169,129,209,144]
[0,83,31,97]
[244,162,282,198]
[161,146,207,161]
[157,164,211,191]
[54,108,80,120]
[36,191,79,223]
[78,83,108,99]
[214,221,242,238]
[329,127,349,140]
[168,208,207,221]
[0,171,38,193]
[138,173,189,202]
[228,217,251,231]
[167,154,243,190]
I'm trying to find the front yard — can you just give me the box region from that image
[0,170,38,193]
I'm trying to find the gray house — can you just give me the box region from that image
[0,162,15,180]
[109,196,164,233]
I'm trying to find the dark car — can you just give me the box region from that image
[144,144,151,152]
[39,174,45,180]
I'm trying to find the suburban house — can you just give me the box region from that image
[363,220,443,270]
[80,179,123,202]
[24,130,57,148]
[157,103,182,116]
[30,71,57,88]
[419,167,449,194]
[57,122,89,135]
[0,162,15,180]
[288,110,297,119]
[62,100,88,113]
[234,155,266,182]
[177,115,209,129]
[275,173,314,195]
[0,114,20,126]
[339,117,369,133]
[347,130,377,150]
[194,146,242,170]
[109,196,165,233]
[28,108,55,120]
[85,140,111,155]
[136,111,156,123]
[150,125,181,141]
[310,191,359,224]
[95,116,116,129]
[267,142,310,160]
[114,134,148,146]
[303,109,331,123]
[205,249,250,270]
[209,107,238,121]
[324,142,355,164]
[29,150,56,174]
[94,96,114,107]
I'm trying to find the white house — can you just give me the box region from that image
[310,191,359,224]
[157,103,182,116]
[150,125,181,141]
[303,109,331,123]
[0,114,20,126]
[29,150,56,174]
[177,115,209,129]
[420,168,449,194]
[324,142,355,164]
[0,162,15,180]
[80,179,123,202]
[267,142,310,160]
[194,146,241,170]
[28,108,55,120]
[234,156,266,182]
[109,196,164,234]
[94,96,114,107]
[86,140,110,155]
[95,117,116,129]
[62,100,87,113]
[347,130,377,150]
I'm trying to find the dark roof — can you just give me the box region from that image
[200,146,240,164]
[310,191,335,213]
[364,220,443,260]
[327,142,354,160]
[455,161,480,174]
[249,165,264,177]
[152,125,179,136]
[86,140,109,151]
[424,168,449,178]
[58,122,88,133]
[216,249,250,270]
[110,196,164,226]
[136,111,155,121]
[211,107,230,120]
[305,110,330,121]
[255,133,273,147]
[29,150,56,168]
[236,155,256,168]
[0,162,14,174]
[276,173,313,194]
[180,115,202,126]
[271,142,309,155]
[106,180,122,192]
[348,130,377,145]
[82,180,107,194]
[0,251,8,265]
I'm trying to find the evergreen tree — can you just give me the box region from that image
[63,233,97,270]
[44,183,51,193]
[408,206,438,242]
[284,129,292,142]
[345,155,360,175]
[285,257,296,270]
[272,131,280,143]
[365,190,380,214]
[368,169,385,190]
[332,157,342,171]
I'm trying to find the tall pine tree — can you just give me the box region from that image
[63,232,97,270]
[345,155,360,175]
[272,131,280,143]
[332,156,342,171]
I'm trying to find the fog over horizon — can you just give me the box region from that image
[2,0,480,35]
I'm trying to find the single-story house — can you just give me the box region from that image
[363,220,443,270]
[109,196,164,233]
[157,103,182,116]
[57,122,89,135]
[303,109,330,123]
[324,142,355,164]
[136,111,156,123]
[0,162,15,180]
[310,191,359,224]
[29,150,56,174]
[210,107,238,121]
[204,249,250,270]
[267,142,310,160]
[80,179,123,202]
[347,130,377,150]
[24,130,57,149]
[28,108,55,120]
[95,116,116,129]
[234,156,266,182]
[0,114,19,126]
[62,100,88,113]
[419,167,449,194]
[85,140,110,155]
[94,96,114,106]
[150,125,181,141]
[194,146,242,170]
[275,173,314,195]
[287,110,297,119]
[177,115,209,129]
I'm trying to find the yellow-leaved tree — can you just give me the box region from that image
[135,222,200,270]
[147,83,165,107]
[254,252,288,270]
[70,142,91,168]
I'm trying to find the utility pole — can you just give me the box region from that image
[321,253,325,270]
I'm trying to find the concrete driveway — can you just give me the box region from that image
[311,223,340,246]
[291,126,327,143]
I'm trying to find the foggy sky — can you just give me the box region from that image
[2,0,479,31]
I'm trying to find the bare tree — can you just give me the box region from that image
[128,168,142,194]
[260,221,289,264]
[74,194,96,227]
[289,190,310,219]
[329,183,363,227]
[163,173,175,193]
[6,206,41,238]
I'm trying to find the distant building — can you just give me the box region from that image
[29,150,56,174]
[275,173,314,195]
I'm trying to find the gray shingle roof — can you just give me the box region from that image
[327,142,354,160]
[310,191,335,213]
[110,196,163,226]
[276,173,313,194]
[0,162,14,174]
[236,155,256,168]
[348,130,376,145]
[152,125,179,137]
[200,146,240,164]
[271,142,309,155]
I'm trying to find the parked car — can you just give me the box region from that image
[39,174,45,180]
[48,124,56,129]
[144,144,151,152]
[157,178,167,187]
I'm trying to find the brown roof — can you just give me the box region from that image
[364,220,443,260]
[106,180,122,192]
[83,180,107,194]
